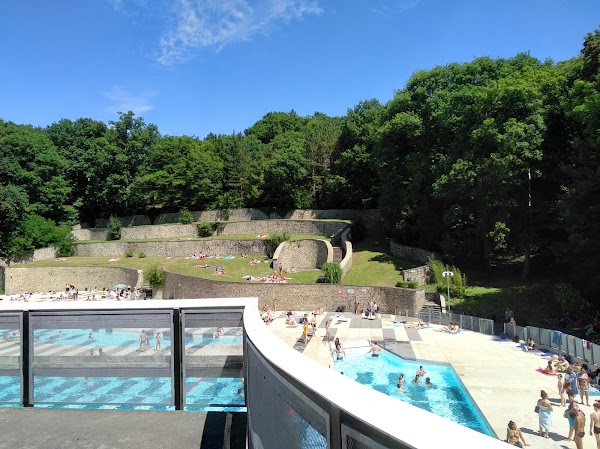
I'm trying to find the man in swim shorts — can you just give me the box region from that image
[590,403,600,449]
[367,342,381,357]
[574,402,586,449]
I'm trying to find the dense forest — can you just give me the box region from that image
[1,28,599,306]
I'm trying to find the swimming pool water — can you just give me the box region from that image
[30,328,242,348]
[0,375,245,411]
[334,349,495,437]
[0,376,21,403]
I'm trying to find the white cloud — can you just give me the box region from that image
[104,86,157,114]
[156,0,323,66]
[371,0,422,15]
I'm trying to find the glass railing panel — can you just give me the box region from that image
[246,341,328,449]
[29,311,174,407]
[0,313,22,404]
[182,308,245,411]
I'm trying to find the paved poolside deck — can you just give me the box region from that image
[268,311,599,449]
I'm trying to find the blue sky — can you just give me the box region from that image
[1,0,598,138]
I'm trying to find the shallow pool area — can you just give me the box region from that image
[334,349,495,437]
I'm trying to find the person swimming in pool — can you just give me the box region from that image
[367,342,381,357]
[396,374,405,392]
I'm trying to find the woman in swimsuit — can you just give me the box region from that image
[506,421,529,447]
[578,370,591,407]
[537,390,553,439]
[558,374,567,407]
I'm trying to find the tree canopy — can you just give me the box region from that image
[1,26,600,307]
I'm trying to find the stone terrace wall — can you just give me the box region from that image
[155,209,268,224]
[390,241,433,265]
[402,265,429,286]
[72,228,108,241]
[98,208,381,226]
[8,247,58,265]
[164,272,426,314]
[275,240,331,271]
[92,215,152,228]
[72,224,197,241]
[74,240,268,258]
[72,220,347,241]
[220,220,346,237]
[4,267,140,295]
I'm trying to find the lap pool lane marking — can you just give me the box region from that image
[186,377,206,394]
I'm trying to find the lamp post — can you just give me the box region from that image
[442,271,454,315]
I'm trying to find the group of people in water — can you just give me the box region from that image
[395,366,435,393]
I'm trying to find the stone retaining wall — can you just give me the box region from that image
[74,240,268,258]
[390,241,433,265]
[402,265,429,286]
[81,209,380,227]
[9,247,58,265]
[164,272,425,314]
[219,220,346,237]
[72,220,347,241]
[274,240,331,271]
[3,267,140,295]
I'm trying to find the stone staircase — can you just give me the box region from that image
[419,293,442,321]
[332,246,343,263]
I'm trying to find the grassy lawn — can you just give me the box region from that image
[343,250,418,287]
[449,280,561,326]
[20,255,322,284]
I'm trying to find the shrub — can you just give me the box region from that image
[124,249,133,258]
[144,264,166,290]
[179,208,194,224]
[265,232,290,257]
[396,280,419,289]
[107,216,121,240]
[322,262,343,284]
[138,251,146,258]
[197,221,225,237]
[56,231,76,257]
[427,256,468,298]
[214,222,225,235]
[554,283,589,317]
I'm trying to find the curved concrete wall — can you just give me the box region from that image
[3,267,140,295]
[74,240,268,258]
[339,226,353,274]
[274,240,331,271]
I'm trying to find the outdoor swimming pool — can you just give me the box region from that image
[0,374,245,411]
[334,349,496,437]
[30,328,242,348]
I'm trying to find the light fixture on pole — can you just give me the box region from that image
[442,271,454,314]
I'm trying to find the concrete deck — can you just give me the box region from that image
[0,408,206,449]
[268,311,599,449]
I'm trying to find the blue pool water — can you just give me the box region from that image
[335,349,495,437]
[31,328,242,348]
[0,375,245,411]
